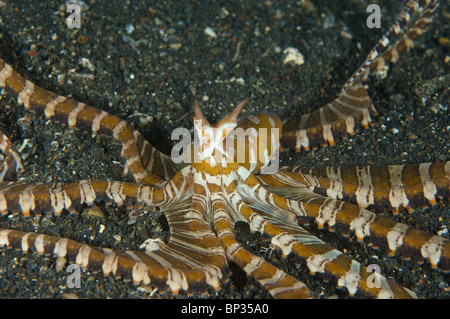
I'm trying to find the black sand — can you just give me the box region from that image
[0,0,448,299]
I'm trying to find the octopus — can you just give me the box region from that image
[0,0,448,298]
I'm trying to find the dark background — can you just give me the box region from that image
[0,0,448,298]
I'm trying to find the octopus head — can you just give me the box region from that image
[193,99,249,162]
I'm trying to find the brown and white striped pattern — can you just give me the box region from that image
[0,167,229,295]
[0,168,192,217]
[283,161,450,213]
[281,80,376,150]
[0,215,227,296]
[348,0,439,84]
[255,164,450,270]
[211,179,312,298]
[280,0,438,152]
[0,57,181,186]
[225,173,420,298]
[0,131,24,181]
[0,0,446,299]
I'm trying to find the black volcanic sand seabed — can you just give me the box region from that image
[0,0,448,299]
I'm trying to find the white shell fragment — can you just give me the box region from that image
[204,27,217,38]
[283,47,305,66]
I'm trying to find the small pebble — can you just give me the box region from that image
[340,29,353,40]
[113,234,122,243]
[219,7,229,18]
[169,43,182,50]
[77,35,88,44]
[204,27,217,38]
[438,37,450,48]
[236,77,245,85]
[283,47,305,66]
[126,24,135,34]
[82,205,105,219]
